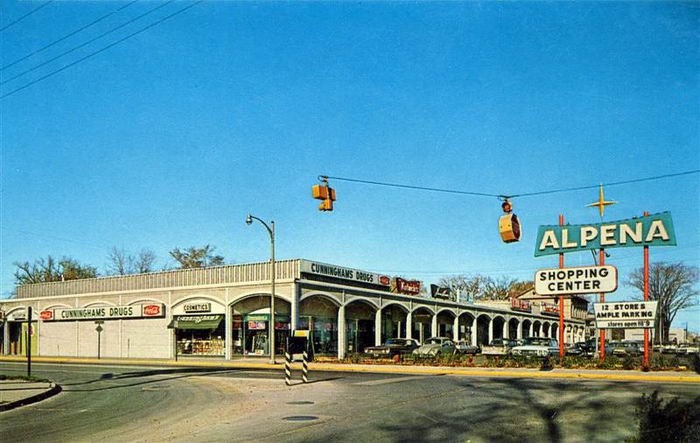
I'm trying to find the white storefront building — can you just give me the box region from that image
[0,259,587,360]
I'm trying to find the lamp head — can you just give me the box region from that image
[245,214,253,225]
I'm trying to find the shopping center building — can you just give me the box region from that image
[0,259,588,360]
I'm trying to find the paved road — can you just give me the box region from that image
[1,362,698,442]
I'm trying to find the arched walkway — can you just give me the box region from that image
[533,320,542,337]
[508,318,519,340]
[457,312,476,344]
[476,314,491,346]
[379,304,408,344]
[492,316,506,340]
[299,294,339,356]
[345,300,377,354]
[436,310,456,338]
[411,307,434,344]
[230,295,292,357]
[521,319,532,339]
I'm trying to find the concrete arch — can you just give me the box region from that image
[40,303,71,310]
[298,291,342,307]
[82,300,118,308]
[521,318,533,339]
[533,320,542,337]
[230,291,293,306]
[126,298,165,307]
[476,313,492,346]
[411,305,435,315]
[380,301,410,314]
[343,296,380,310]
[492,316,506,340]
[435,307,457,317]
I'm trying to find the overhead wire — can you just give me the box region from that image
[320,169,700,201]
[1,0,175,87]
[1,0,203,100]
[0,1,53,33]
[1,0,140,72]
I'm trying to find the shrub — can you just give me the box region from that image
[622,355,639,370]
[627,391,700,443]
[540,356,554,371]
[693,354,700,374]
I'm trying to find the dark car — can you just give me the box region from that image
[566,343,585,356]
[365,338,420,358]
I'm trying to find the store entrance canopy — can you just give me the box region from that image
[169,315,223,330]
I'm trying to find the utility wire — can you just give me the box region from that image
[319,175,501,198]
[1,0,175,86]
[1,1,202,100]
[321,169,700,201]
[509,169,700,198]
[1,0,140,72]
[0,1,53,33]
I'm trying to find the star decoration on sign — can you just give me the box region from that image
[586,184,618,217]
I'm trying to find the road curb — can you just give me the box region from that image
[1,356,698,384]
[0,382,62,413]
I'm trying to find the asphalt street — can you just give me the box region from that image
[1,361,698,442]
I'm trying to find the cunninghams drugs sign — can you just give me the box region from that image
[534,212,676,257]
[300,260,391,286]
[41,304,165,321]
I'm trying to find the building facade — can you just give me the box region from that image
[0,259,587,360]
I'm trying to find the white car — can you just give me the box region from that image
[412,337,457,358]
[511,337,559,358]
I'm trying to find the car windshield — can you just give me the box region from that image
[386,339,408,346]
[425,338,443,345]
[522,338,551,347]
[490,339,504,346]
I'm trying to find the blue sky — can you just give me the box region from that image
[1,1,698,329]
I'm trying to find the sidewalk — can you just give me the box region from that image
[0,379,61,412]
[1,355,699,384]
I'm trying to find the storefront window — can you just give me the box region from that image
[299,316,337,356]
[231,314,290,356]
[174,315,225,356]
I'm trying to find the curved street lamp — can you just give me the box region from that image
[246,214,276,364]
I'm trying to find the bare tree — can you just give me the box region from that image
[628,262,699,343]
[14,256,98,285]
[169,245,224,269]
[107,247,133,275]
[437,275,531,302]
[134,249,156,274]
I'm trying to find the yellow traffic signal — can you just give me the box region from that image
[312,179,336,211]
[498,199,521,243]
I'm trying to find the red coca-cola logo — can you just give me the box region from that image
[143,305,161,316]
[379,275,391,286]
[40,310,53,320]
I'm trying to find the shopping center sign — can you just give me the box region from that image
[41,303,165,321]
[535,265,618,296]
[534,212,676,257]
[593,301,658,329]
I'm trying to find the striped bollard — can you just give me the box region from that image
[301,350,309,383]
[284,352,292,386]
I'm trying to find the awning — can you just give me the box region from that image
[169,315,223,330]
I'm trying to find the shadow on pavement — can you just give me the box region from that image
[61,367,271,392]
[370,378,682,443]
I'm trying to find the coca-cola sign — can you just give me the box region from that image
[143,305,162,316]
[40,310,53,320]
[395,277,422,295]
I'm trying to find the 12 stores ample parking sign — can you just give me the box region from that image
[593,301,658,329]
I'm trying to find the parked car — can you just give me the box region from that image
[511,337,559,358]
[566,343,585,356]
[412,337,457,358]
[481,339,518,356]
[365,338,420,358]
[454,340,480,355]
[574,341,595,357]
[611,341,642,357]
[679,345,700,355]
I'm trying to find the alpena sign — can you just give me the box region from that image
[534,212,676,257]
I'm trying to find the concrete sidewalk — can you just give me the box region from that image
[0,379,61,412]
[1,355,698,383]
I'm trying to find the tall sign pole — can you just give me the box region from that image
[26,306,32,377]
[599,249,606,361]
[643,210,650,369]
[558,214,565,359]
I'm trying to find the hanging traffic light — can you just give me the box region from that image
[498,199,521,243]
[312,177,336,211]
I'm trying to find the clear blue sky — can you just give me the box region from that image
[1,1,698,329]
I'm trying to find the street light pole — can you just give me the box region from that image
[246,214,276,364]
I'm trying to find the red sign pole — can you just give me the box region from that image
[599,249,606,361]
[643,210,650,369]
[559,214,565,359]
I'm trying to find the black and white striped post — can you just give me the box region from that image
[301,350,309,383]
[284,351,292,386]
